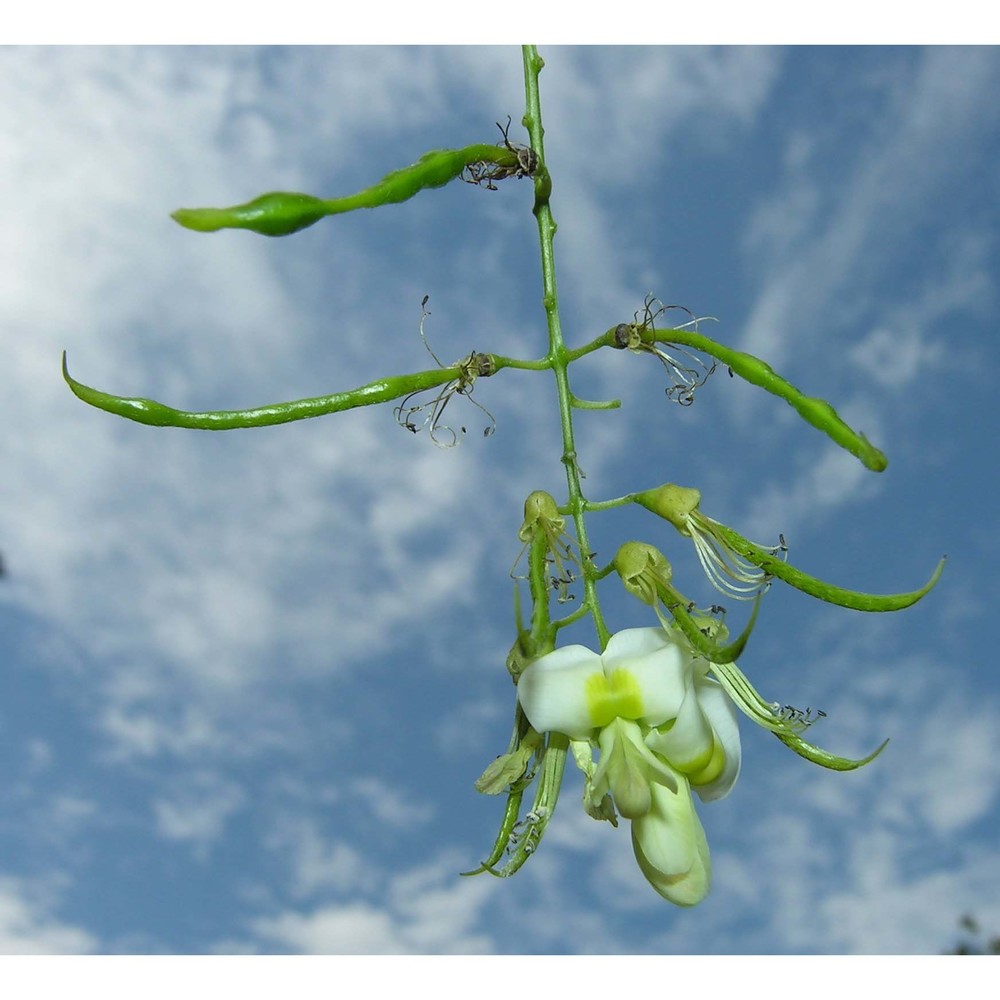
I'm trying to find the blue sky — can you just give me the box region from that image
[1,45,998,955]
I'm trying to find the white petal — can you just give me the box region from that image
[635,819,711,908]
[691,678,742,802]
[593,720,680,801]
[595,721,651,819]
[601,627,692,726]
[602,627,677,660]
[516,644,603,738]
[644,686,715,770]
[631,780,711,907]
[629,768,696,876]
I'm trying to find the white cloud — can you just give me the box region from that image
[266,819,374,899]
[741,442,878,540]
[872,677,1000,838]
[45,796,99,835]
[740,47,1000,367]
[820,838,1000,954]
[248,852,497,954]
[850,326,942,390]
[349,778,434,830]
[0,877,97,955]
[850,230,993,390]
[152,772,246,852]
[24,740,54,773]
[252,902,410,954]
[99,701,225,761]
[434,697,507,757]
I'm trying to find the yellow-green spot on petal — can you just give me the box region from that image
[585,668,645,728]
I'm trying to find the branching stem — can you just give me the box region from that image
[522,46,610,651]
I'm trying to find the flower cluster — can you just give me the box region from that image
[471,486,939,906]
[516,626,739,905]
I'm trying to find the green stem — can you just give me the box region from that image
[522,45,610,651]
[584,493,638,512]
[488,353,550,372]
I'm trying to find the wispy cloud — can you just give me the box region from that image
[741,48,1000,367]
[152,771,246,854]
[247,852,498,954]
[265,819,374,899]
[0,877,97,954]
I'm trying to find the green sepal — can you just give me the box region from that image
[711,520,946,612]
[775,731,889,771]
[463,706,537,875]
[474,738,538,795]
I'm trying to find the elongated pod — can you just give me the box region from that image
[172,143,536,237]
[62,353,478,430]
[644,328,889,472]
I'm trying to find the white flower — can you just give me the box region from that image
[516,627,740,906]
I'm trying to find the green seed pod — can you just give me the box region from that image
[709,517,946,612]
[774,730,889,771]
[171,192,329,236]
[62,352,477,430]
[641,327,889,472]
[172,142,535,237]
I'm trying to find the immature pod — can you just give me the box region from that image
[172,143,535,237]
[62,352,479,430]
[774,729,889,772]
[632,326,889,472]
[172,192,328,237]
[707,517,946,613]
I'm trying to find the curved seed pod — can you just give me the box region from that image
[709,518,946,612]
[62,352,477,430]
[172,143,534,237]
[644,328,889,472]
[707,656,890,771]
[775,730,889,771]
